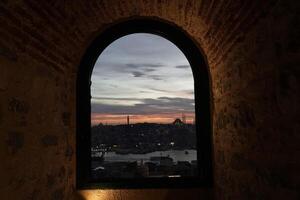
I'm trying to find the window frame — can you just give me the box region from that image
[76,18,213,189]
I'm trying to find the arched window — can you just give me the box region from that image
[77,19,212,189]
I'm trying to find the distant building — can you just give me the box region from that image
[173,118,184,126]
[174,161,192,176]
[150,156,173,167]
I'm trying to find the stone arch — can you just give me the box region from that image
[76,17,213,189]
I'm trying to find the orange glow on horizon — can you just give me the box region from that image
[91,113,195,125]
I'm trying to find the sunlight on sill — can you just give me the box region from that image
[77,189,170,200]
[78,190,110,200]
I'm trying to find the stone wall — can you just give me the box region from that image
[0,0,299,199]
[213,0,300,198]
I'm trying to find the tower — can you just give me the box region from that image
[127,115,130,125]
[182,113,186,124]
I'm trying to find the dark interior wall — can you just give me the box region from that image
[0,0,299,199]
[212,0,300,199]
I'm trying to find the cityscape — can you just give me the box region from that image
[91,115,198,179]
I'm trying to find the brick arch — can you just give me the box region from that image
[76,17,213,189]
[0,0,273,75]
[71,3,210,71]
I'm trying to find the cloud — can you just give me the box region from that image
[143,64,164,68]
[91,33,194,114]
[149,88,169,93]
[126,63,164,75]
[144,68,156,72]
[183,89,194,95]
[148,75,162,80]
[126,64,139,69]
[126,63,163,69]
[126,67,164,80]
[149,88,194,96]
[175,65,190,69]
[92,97,141,101]
[91,96,195,115]
[132,71,145,77]
[140,97,194,110]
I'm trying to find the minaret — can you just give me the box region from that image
[182,113,186,124]
[127,115,130,125]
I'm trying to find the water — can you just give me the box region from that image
[102,149,197,163]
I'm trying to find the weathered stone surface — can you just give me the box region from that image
[0,44,18,61]
[0,104,2,125]
[8,98,29,114]
[6,131,24,154]
[64,145,73,160]
[41,135,58,147]
[51,188,64,200]
[62,112,71,127]
[46,174,56,188]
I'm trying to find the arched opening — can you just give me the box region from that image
[91,33,197,179]
[77,18,212,189]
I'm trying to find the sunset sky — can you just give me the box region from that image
[91,33,195,125]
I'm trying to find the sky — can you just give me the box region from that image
[91,33,195,125]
